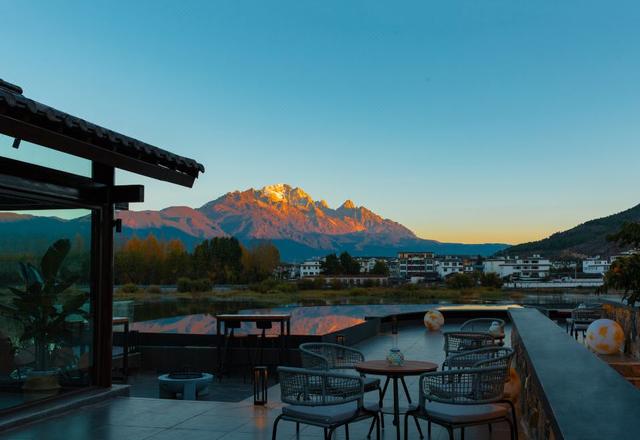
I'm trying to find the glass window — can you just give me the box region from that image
[0,207,93,411]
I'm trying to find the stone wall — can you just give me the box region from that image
[602,301,640,358]
[511,327,558,440]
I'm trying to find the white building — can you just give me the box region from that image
[582,257,610,275]
[356,257,380,273]
[397,252,436,279]
[436,256,464,279]
[484,255,552,280]
[300,259,322,277]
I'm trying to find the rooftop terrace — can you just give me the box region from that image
[0,322,515,440]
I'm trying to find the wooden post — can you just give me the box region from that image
[91,162,115,387]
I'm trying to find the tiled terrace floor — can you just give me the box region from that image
[0,324,517,440]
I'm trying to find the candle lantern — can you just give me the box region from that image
[253,366,268,405]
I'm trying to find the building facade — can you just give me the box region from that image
[397,252,436,279]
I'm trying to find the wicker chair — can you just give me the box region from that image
[273,366,380,440]
[460,318,506,346]
[404,366,515,440]
[442,331,497,358]
[442,346,517,438]
[299,342,385,435]
[299,343,382,402]
[442,346,514,371]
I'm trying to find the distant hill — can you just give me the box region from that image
[0,184,509,261]
[502,203,640,258]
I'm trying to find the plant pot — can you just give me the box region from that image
[22,370,61,392]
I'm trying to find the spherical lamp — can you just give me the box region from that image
[424,310,444,332]
[585,319,625,355]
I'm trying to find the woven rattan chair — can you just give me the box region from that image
[460,318,506,345]
[300,342,385,435]
[299,343,383,403]
[404,366,515,440]
[442,346,517,438]
[442,346,513,371]
[442,331,497,358]
[273,366,380,440]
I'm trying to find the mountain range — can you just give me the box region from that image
[502,203,640,258]
[0,184,507,261]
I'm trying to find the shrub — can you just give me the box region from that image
[176,277,211,292]
[445,273,475,289]
[297,278,324,290]
[177,277,192,293]
[146,285,162,294]
[480,272,503,289]
[118,283,140,294]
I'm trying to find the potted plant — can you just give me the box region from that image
[0,239,88,391]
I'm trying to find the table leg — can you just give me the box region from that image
[393,376,400,440]
[216,320,222,378]
[122,321,129,381]
[400,377,411,404]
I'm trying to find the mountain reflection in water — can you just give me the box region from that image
[131,304,438,336]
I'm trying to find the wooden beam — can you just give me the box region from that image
[0,114,196,187]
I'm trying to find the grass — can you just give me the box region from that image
[113,284,532,306]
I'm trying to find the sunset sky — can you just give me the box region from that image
[2,1,639,244]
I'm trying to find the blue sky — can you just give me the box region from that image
[1,1,639,244]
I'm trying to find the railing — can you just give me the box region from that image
[509,308,640,440]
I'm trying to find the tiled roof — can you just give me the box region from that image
[0,79,204,182]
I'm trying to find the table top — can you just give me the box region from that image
[215,314,291,322]
[355,360,438,376]
[112,317,129,325]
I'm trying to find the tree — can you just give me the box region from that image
[339,252,360,275]
[602,222,640,305]
[446,273,475,289]
[192,237,244,283]
[480,272,503,288]
[242,242,281,282]
[321,253,341,275]
[163,239,190,284]
[371,260,390,276]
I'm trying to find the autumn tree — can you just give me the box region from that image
[241,242,281,282]
[602,222,640,305]
[192,237,243,283]
[163,239,190,284]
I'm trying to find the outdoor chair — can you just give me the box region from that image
[404,365,516,440]
[460,318,506,345]
[273,366,380,440]
[442,331,497,358]
[567,308,602,340]
[299,343,383,403]
[442,346,517,436]
[300,342,385,433]
[442,346,514,371]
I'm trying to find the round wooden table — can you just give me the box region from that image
[355,360,437,440]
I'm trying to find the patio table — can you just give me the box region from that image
[355,360,437,440]
[215,314,291,379]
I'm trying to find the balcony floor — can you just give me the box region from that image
[0,323,517,440]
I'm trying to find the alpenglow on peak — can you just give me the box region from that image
[258,184,313,205]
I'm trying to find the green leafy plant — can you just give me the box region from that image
[600,222,640,306]
[0,239,87,371]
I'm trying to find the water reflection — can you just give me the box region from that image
[128,292,621,336]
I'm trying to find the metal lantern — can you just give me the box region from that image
[253,366,268,405]
[336,334,346,345]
